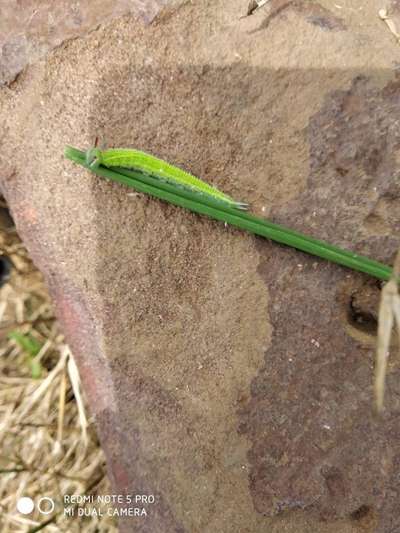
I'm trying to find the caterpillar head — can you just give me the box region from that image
[85,147,102,169]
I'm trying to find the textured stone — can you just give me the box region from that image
[1,1,400,531]
[0,0,170,85]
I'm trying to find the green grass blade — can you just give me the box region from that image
[64,146,392,281]
[8,331,42,357]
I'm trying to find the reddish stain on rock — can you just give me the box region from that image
[49,278,118,416]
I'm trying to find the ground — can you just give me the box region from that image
[0,208,116,531]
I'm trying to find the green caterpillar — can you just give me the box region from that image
[85,146,248,210]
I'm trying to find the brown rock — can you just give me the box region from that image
[1,1,400,531]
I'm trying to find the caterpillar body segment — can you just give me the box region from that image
[85,147,248,210]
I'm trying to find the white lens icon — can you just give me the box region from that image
[17,497,34,515]
[37,497,55,515]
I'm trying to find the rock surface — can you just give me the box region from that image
[1,0,400,531]
[0,0,170,85]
